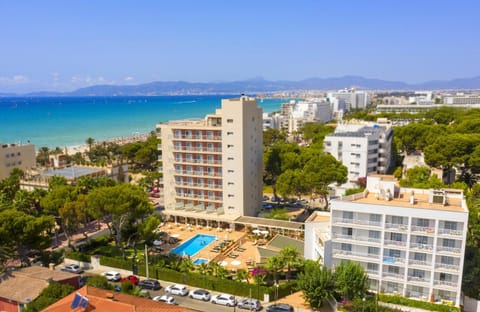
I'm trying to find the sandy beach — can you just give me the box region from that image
[65,132,150,155]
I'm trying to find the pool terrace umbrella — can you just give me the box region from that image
[231,260,241,266]
[252,229,261,235]
[219,260,228,266]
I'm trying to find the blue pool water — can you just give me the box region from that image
[193,258,209,265]
[171,234,216,257]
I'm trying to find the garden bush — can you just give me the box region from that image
[379,294,459,312]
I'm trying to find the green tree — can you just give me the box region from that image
[276,169,308,200]
[86,275,113,290]
[236,268,250,283]
[333,261,368,300]
[24,282,74,312]
[297,260,335,309]
[263,128,287,146]
[86,137,95,153]
[279,246,302,282]
[266,255,285,284]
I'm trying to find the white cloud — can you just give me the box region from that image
[0,74,29,84]
[124,76,134,82]
[70,75,110,85]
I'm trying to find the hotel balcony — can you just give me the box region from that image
[174,181,222,190]
[385,223,408,231]
[382,273,404,282]
[332,218,381,228]
[175,193,223,202]
[366,270,380,279]
[383,257,405,266]
[332,250,381,262]
[433,280,458,290]
[435,263,460,273]
[407,276,430,285]
[384,240,407,249]
[174,170,222,178]
[436,246,462,255]
[411,226,435,235]
[173,146,222,153]
[332,234,381,245]
[173,158,222,166]
[173,134,221,141]
[409,243,434,252]
[438,228,463,237]
[408,259,432,269]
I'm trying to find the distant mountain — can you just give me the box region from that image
[4,75,480,96]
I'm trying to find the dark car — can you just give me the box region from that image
[266,303,294,312]
[138,279,161,290]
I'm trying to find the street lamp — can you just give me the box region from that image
[274,283,279,302]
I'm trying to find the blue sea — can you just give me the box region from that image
[0,95,288,149]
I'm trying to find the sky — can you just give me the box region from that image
[0,0,479,93]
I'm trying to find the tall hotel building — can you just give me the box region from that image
[156,96,263,222]
[329,175,467,306]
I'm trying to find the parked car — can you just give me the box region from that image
[138,279,161,290]
[189,289,211,301]
[153,295,176,305]
[262,203,273,209]
[211,294,237,307]
[271,196,279,202]
[60,264,83,274]
[238,298,262,311]
[266,303,294,312]
[165,284,189,296]
[102,271,121,282]
[120,275,140,285]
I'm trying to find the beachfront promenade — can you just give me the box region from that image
[65,132,151,155]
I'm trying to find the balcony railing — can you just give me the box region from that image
[438,228,463,236]
[411,226,435,234]
[384,240,407,247]
[407,276,430,283]
[175,193,222,201]
[383,273,404,280]
[174,170,222,177]
[435,263,460,271]
[409,259,431,267]
[332,218,381,227]
[332,234,381,244]
[333,250,380,260]
[173,134,221,141]
[173,146,222,153]
[433,280,458,288]
[409,243,433,251]
[385,223,408,231]
[174,158,222,165]
[175,182,222,189]
[437,246,461,254]
[383,257,405,264]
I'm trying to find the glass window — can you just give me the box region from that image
[441,256,454,265]
[414,253,426,261]
[412,269,425,278]
[342,228,353,236]
[369,230,380,239]
[343,211,353,220]
[367,263,378,271]
[388,266,399,274]
[391,216,403,225]
[389,249,401,258]
[442,239,455,248]
[415,236,428,245]
[416,218,429,227]
[444,221,457,230]
[341,243,352,251]
[368,247,379,255]
[370,214,381,223]
[391,233,403,241]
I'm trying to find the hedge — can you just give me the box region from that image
[379,294,459,312]
[64,250,91,263]
[99,255,296,300]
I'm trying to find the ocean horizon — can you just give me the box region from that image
[0,95,289,150]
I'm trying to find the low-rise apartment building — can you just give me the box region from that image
[329,175,468,306]
[0,142,35,180]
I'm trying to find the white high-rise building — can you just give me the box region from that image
[324,120,393,186]
[327,89,370,111]
[157,96,263,220]
[327,175,468,306]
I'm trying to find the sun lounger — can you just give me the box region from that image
[229,253,239,259]
[235,247,246,252]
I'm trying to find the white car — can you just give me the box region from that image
[211,294,237,307]
[165,284,189,296]
[60,264,83,274]
[153,295,176,305]
[102,271,121,282]
[189,288,211,301]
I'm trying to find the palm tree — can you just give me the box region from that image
[86,137,95,153]
[236,269,250,283]
[266,255,285,284]
[279,246,301,282]
[197,262,209,288]
[207,260,220,276]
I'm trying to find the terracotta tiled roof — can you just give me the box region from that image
[0,266,78,304]
[43,286,202,312]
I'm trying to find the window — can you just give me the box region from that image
[341,243,352,251]
[227,119,234,123]
[416,218,429,227]
[388,266,399,274]
[415,236,428,245]
[370,214,381,223]
[391,216,403,225]
[369,230,380,240]
[414,253,426,261]
[412,269,424,278]
[343,211,353,220]
[227,144,234,148]
[444,221,457,230]
[389,249,401,258]
[441,256,454,265]
[367,263,378,271]
[228,194,234,198]
[342,227,353,236]
[227,157,234,160]
[227,131,234,135]
[442,239,455,248]
[228,169,234,173]
[391,233,403,242]
[368,247,379,255]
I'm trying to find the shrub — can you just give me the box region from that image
[379,294,459,312]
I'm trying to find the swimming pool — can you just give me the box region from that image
[171,234,216,257]
[193,258,209,265]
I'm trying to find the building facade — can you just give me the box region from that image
[0,143,35,180]
[157,96,263,220]
[324,121,393,186]
[329,175,468,306]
